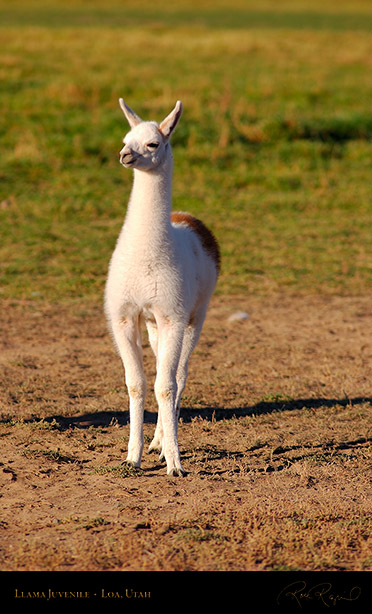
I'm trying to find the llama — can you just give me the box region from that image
[104,99,220,476]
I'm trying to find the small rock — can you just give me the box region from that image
[227,311,250,323]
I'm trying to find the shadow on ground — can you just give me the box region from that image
[4,396,371,430]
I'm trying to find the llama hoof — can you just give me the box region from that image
[167,466,187,477]
[148,441,162,454]
[124,459,140,469]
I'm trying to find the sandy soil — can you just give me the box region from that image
[1,293,372,574]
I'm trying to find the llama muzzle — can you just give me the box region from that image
[119,147,136,167]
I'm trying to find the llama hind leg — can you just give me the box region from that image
[175,306,207,420]
[148,418,165,460]
[111,317,146,468]
[145,321,165,457]
[148,417,164,457]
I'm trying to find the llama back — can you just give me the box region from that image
[171,211,221,275]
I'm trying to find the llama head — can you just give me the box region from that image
[119,99,182,171]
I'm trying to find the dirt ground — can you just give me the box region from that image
[1,293,372,573]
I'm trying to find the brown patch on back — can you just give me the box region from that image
[171,211,221,273]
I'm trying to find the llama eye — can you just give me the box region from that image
[147,142,159,149]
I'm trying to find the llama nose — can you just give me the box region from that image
[119,146,135,165]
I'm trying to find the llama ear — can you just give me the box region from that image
[119,98,142,128]
[159,101,183,140]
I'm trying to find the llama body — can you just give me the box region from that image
[105,100,219,476]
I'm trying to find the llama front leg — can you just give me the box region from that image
[111,317,146,468]
[149,308,206,458]
[154,320,185,476]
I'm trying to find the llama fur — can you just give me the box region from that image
[104,99,220,476]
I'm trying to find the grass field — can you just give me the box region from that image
[2,0,372,299]
[1,0,372,584]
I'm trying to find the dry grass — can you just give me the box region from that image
[1,295,372,573]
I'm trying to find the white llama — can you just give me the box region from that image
[104,99,220,476]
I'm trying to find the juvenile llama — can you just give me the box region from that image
[104,99,220,476]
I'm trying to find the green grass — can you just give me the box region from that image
[1,0,372,301]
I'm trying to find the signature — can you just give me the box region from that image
[277,580,361,609]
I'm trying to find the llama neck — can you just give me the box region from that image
[123,154,173,253]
